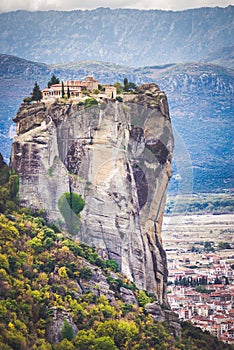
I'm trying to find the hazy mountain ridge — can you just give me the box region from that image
[0,53,51,78]
[0,54,233,193]
[200,45,234,68]
[0,6,233,67]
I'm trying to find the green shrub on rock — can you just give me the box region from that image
[84,98,98,108]
[62,320,74,341]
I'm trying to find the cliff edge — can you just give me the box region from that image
[10,83,173,304]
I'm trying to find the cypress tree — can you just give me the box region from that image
[32,82,42,101]
[123,78,129,92]
[61,81,65,98]
[67,86,70,98]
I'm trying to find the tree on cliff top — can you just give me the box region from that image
[62,81,65,98]
[32,81,42,101]
[67,86,71,98]
[47,74,60,88]
[123,78,137,92]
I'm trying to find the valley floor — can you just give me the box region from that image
[162,213,234,251]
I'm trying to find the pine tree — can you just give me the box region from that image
[32,82,42,101]
[62,81,65,98]
[47,74,60,88]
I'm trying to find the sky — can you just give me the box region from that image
[0,0,233,13]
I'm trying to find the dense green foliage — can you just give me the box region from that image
[0,157,233,350]
[0,154,9,185]
[0,209,175,349]
[180,322,233,350]
[0,157,19,214]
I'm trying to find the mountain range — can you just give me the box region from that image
[0,7,233,67]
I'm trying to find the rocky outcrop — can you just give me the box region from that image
[145,302,181,337]
[46,308,78,343]
[10,84,173,304]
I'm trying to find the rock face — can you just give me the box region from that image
[46,308,78,343]
[10,84,173,304]
[145,302,181,338]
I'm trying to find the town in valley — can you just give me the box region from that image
[163,212,234,344]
